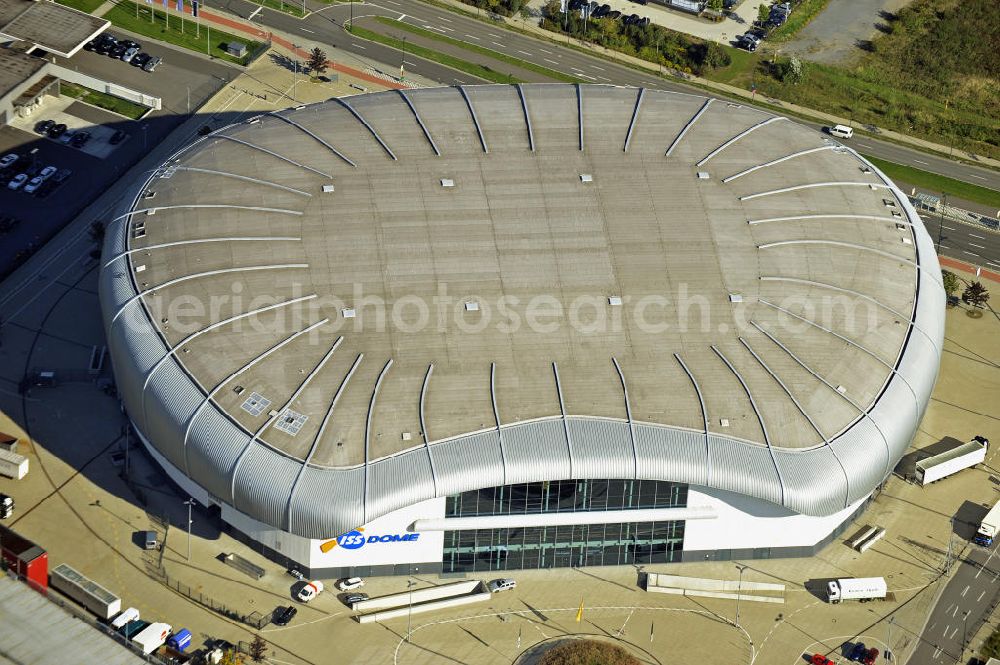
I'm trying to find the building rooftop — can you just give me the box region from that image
[0,48,46,101]
[0,0,108,57]
[101,85,944,537]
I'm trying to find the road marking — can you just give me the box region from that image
[989,261,1000,269]
[964,251,980,257]
[437,25,454,32]
[351,43,366,50]
[544,58,559,65]
[489,33,502,39]
[943,225,956,230]
[539,48,553,54]
[578,73,597,81]
[517,50,532,56]
[950,627,959,639]
[952,605,959,617]
[914,159,929,165]
[969,233,986,239]
[597,76,611,82]
[300,28,315,34]
[384,0,400,4]
[858,143,874,149]
[492,41,504,48]
[592,65,605,71]
[970,243,986,249]
[439,16,452,22]
[969,174,987,180]
[947,603,955,614]
[978,590,986,602]
[398,13,406,20]
[465,34,480,40]
[944,624,951,636]
[571,67,584,73]
[933,647,942,659]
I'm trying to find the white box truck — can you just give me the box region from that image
[0,448,28,480]
[133,622,171,654]
[975,501,1000,547]
[826,577,887,603]
[915,436,988,485]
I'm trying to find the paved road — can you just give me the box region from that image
[919,213,1000,273]
[908,540,1000,664]
[220,0,1000,192]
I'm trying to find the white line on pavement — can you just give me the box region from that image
[489,33,502,39]
[592,65,605,71]
[970,243,986,248]
[492,41,504,48]
[952,605,959,617]
[352,43,366,50]
[597,76,611,82]
[858,143,874,149]
[978,590,986,602]
[944,624,951,636]
[439,16,451,22]
[398,13,406,20]
[517,50,531,56]
[571,67,584,73]
[964,251,980,257]
[465,34,480,40]
[300,28,314,33]
[949,627,959,639]
[969,233,986,239]
[914,159,929,165]
[933,647,942,659]
[962,585,970,597]
[539,48,553,54]
[943,225,956,230]
[544,58,559,65]
[384,0,400,4]
[989,262,1000,268]
[977,546,999,579]
[969,174,987,180]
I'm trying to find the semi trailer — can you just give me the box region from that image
[915,436,989,485]
[826,577,887,603]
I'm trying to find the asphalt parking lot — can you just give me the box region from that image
[0,35,241,279]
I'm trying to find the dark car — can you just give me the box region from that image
[109,129,128,145]
[34,119,55,134]
[849,642,867,662]
[95,35,118,55]
[52,168,72,183]
[109,43,128,59]
[863,647,879,665]
[131,52,151,68]
[273,605,297,626]
[47,123,67,139]
[70,131,91,148]
[344,593,368,604]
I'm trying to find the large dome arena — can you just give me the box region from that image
[99,84,944,574]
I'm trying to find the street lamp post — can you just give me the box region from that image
[962,610,970,662]
[886,615,894,661]
[406,567,419,642]
[183,498,195,560]
[735,564,747,629]
[936,192,947,253]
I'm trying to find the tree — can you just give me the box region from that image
[942,270,960,298]
[219,649,241,665]
[757,3,770,24]
[962,281,990,310]
[708,0,724,11]
[307,47,328,76]
[785,55,803,83]
[249,634,268,663]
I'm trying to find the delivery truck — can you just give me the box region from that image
[915,436,989,485]
[50,563,122,620]
[826,577,887,603]
[0,448,28,480]
[0,494,13,519]
[975,501,1000,547]
[133,622,171,654]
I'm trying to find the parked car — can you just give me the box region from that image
[296,580,324,603]
[863,647,879,665]
[59,129,76,144]
[7,174,28,190]
[344,593,368,605]
[24,175,45,193]
[109,129,128,145]
[810,655,834,665]
[828,124,854,139]
[52,168,72,183]
[272,605,297,626]
[121,45,141,63]
[48,123,67,139]
[142,56,162,72]
[0,153,18,169]
[95,35,117,55]
[737,33,760,51]
[110,42,128,59]
[34,119,54,134]
[488,578,517,593]
[131,52,151,69]
[38,166,57,180]
[849,642,868,662]
[71,131,91,148]
[607,9,622,19]
[336,577,365,591]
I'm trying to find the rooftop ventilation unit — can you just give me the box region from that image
[464,302,479,312]
[608,296,622,306]
[342,308,356,318]
[322,184,335,193]
[441,178,454,188]
[580,174,593,182]
[697,172,710,180]
[729,293,743,303]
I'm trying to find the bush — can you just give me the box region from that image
[537,640,641,665]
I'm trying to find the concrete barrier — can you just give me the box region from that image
[352,580,483,612]
[356,591,492,623]
[647,587,785,603]
[51,65,161,111]
[647,573,784,592]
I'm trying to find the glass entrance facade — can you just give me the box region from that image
[442,479,687,572]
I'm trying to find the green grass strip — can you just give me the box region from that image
[371,16,578,84]
[103,1,261,65]
[60,81,149,119]
[56,0,104,13]
[251,0,303,18]
[863,154,1000,209]
[348,24,525,84]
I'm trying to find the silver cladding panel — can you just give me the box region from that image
[99,85,944,539]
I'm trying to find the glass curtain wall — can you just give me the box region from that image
[442,480,687,572]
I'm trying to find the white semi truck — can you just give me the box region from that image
[826,577,887,603]
[915,436,989,486]
[975,501,1000,547]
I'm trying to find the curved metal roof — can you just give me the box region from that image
[99,84,944,539]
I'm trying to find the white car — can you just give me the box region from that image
[0,153,18,169]
[7,173,28,190]
[24,176,45,193]
[336,577,364,591]
[296,580,324,602]
[39,165,57,180]
[488,578,517,593]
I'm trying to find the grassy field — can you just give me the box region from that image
[103,1,261,65]
[348,24,529,84]
[250,0,303,18]
[60,81,149,119]
[371,17,578,83]
[56,0,105,13]
[863,155,1000,209]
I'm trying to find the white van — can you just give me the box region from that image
[488,578,517,593]
[110,607,140,630]
[829,124,854,139]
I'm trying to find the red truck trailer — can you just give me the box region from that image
[0,524,48,592]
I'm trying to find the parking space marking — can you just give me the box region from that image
[949,627,959,639]
[961,585,970,597]
[943,624,950,636]
[978,590,986,602]
[539,48,553,54]
[969,233,985,239]
[952,605,959,617]
[970,243,986,249]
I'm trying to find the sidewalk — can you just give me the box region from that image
[432,0,1000,171]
